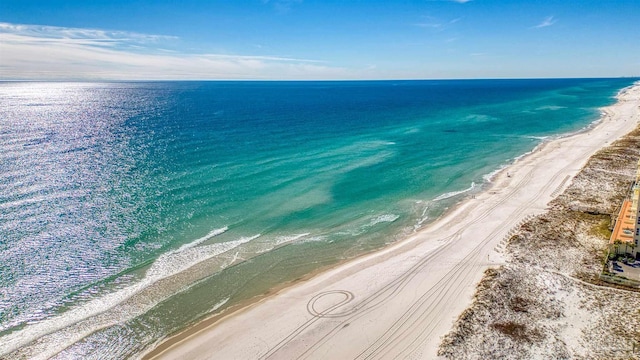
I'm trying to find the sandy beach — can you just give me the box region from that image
[144,83,640,360]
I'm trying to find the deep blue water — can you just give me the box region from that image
[0,78,636,358]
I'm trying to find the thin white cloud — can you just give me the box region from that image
[0,22,351,80]
[533,16,557,29]
[414,16,461,30]
[0,22,176,46]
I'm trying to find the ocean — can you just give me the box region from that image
[0,78,636,359]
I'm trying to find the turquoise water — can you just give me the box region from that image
[0,78,635,358]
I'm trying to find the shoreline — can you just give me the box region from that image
[142,82,640,360]
[438,83,640,358]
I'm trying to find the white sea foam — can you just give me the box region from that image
[0,229,260,359]
[521,135,550,141]
[483,165,508,183]
[420,204,429,218]
[513,142,546,162]
[211,297,230,312]
[416,204,430,228]
[482,139,552,183]
[299,235,327,244]
[368,214,400,226]
[272,233,311,247]
[337,214,401,237]
[146,234,259,279]
[433,182,476,202]
[229,251,243,264]
[175,226,229,252]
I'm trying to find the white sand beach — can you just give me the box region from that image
[146,83,640,360]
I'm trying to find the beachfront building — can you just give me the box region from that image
[609,160,640,259]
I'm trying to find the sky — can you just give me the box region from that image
[0,0,639,80]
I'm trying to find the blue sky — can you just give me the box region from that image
[1,0,639,80]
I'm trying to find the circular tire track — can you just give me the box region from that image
[307,290,355,318]
[263,168,537,360]
[262,140,595,360]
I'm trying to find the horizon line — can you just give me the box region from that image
[2,76,639,83]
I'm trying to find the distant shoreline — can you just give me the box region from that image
[142,83,640,359]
